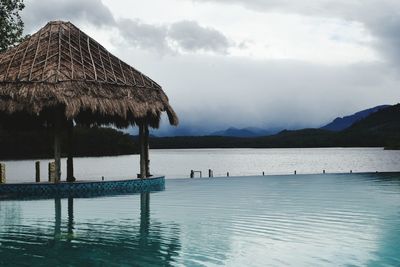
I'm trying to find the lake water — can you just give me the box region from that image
[1,148,400,266]
[1,173,400,266]
[2,147,400,182]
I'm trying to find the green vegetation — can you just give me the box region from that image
[0,126,138,160]
[0,104,398,159]
[0,0,25,52]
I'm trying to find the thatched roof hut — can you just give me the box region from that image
[0,21,178,181]
[0,21,178,128]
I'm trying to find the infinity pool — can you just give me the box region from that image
[1,173,400,266]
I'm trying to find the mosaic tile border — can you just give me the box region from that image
[0,176,165,200]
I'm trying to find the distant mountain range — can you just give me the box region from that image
[149,104,400,149]
[320,105,390,131]
[204,105,390,137]
[209,127,280,137]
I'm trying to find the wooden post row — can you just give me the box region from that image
[49,162,56,183]
[0,163,5,184]
[35,161,40,183]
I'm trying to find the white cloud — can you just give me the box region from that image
[20,0,400,134]
[117,19,232,55]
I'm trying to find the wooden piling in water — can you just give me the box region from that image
[190,170,194,178]
[139,123,151,179]
[53,116,62,183]
[0,163,5,184]
[227,172,229,177]
[35,161,40,183]
[294,170,297,175]
[49,162,56,183]
[66,120,75,182]
[323,170,326,174]
[208,169,213,178]
[262,171,265,176]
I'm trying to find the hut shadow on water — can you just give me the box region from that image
[0,193,181,266]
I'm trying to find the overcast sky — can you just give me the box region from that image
[22,0,400,135]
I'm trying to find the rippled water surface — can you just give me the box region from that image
[3,148,400,182]
[1,173,400,266]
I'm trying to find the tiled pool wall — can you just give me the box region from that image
[0,176,165,200]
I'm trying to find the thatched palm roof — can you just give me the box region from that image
[0,21,178,128]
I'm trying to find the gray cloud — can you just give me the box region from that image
[22,0,233,55]
[22,0,116,32]
[192,0,390,19]
[169,20,230,54]
[117,19,232,55]
[192,0,400,66]
[117,19,170,54]
[20,0,400,135]
[114,48,400,135]
[368,15,400,67]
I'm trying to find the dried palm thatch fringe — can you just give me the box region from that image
[0,21,178,128]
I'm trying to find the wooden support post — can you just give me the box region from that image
[49,162,56,182]
[139,123,146,179]
[66,120,75,182]
[227,172,229,177]
[54,119,61,183]
[35,161,40,183]
[209,169,213,178]
[0,163,5,184]
[190,170,194,178]
[144,124,150,177]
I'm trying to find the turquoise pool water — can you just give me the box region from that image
[1,173,400,266]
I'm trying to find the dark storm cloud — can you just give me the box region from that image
[368,15,400,67]
[22,0,116,32]
[169,20,230,54]
[117,19,232,54]
[115,48,400,135]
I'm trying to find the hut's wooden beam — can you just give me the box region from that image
[54,120,61,183]
[144,124,150,177]
[139,122,151,178]
[66,120,75,182]
[139,123,146,179]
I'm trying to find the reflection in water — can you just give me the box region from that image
[1,173,400,266]
[0,193,181,266]
[67,197,74,240]
[54,198,61,240]
[140,192,150,237]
